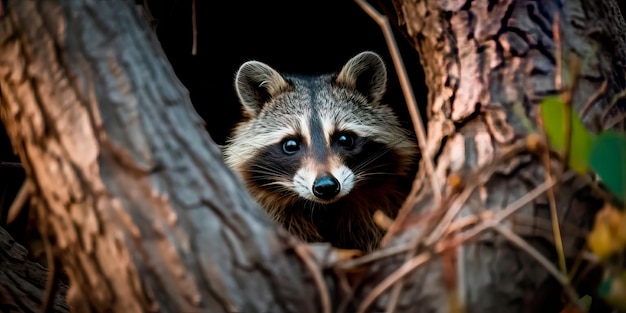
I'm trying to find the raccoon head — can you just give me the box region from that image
[225,52,417,210]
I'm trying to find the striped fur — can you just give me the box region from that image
[223,51,419,251]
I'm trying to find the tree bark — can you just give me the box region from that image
[1,0,625,312]
[350,0,626,312]
[0,0,335,312]
[0,226,69,313]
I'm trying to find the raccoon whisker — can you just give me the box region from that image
[352,173,404,186]
[373,135,415,152]
[355,161,397,172]
[244,166,291,177]
[361,173,405,181]
[355,168,398,178]
[246,175,289,184]
[351,168,404,182]
[349,155,387,174]
[244,175,286,184]
[349,147,395,173]
[262,181,292,188]
[255,182,293,195]
[305,201,317,224]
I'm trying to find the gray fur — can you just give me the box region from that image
[336,51,387,104]
[235,60,290,117]
[224,51,419,252]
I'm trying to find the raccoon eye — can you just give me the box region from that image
[337,133,355,148]
[282,138,301,154]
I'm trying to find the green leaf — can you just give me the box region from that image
[589,132,626,203]
[540,96,595,174]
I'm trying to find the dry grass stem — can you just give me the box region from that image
[353,2,443,310]
[7,180,32,224]
[338,244,411,270]
[424,142,529,246]
[356,251,434,313]
[602,88,626,130]
[293,245,331,313]
[0,161,23,168]
[353,172,572,313]
[191,0,197,55]
[354,0,441,206]
[579,80,607,119]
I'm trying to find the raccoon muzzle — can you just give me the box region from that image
[312,173,340,200]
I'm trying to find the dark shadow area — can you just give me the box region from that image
[152,0,427,145]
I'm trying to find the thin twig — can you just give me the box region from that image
[356,172,572,313]
[356,251,434,313]
[553,12,562,93]
[538,113,568,276]
[546,12,569,276]
[338,244,411,270]
[381,164,427,247]
[191,0,197,55]
[0,161,23,168]
[603,112,626,131]
[353,2,441,310]
[442,172,572,249]
[7,180,32,224]
[424,141,529,246]
[491,224,583,311]
[600,89,626,130]
[354,0,441,205]
[579,80,607,119]
[444,211,494,236]
[542,154,568,276]
[456,245,466,309]
[293,245,331,313]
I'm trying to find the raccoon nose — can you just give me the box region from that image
[312,174,340,200]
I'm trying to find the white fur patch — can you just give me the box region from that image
[332,165,355,197]
[293,167,317,201]
[292,164,355,203]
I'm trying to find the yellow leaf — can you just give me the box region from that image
[588,217,615,260]
[588,203,626,260]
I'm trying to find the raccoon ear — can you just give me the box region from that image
[235,61,289,116]
[336,51,387,104]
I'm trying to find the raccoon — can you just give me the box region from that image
[223,51,419,252]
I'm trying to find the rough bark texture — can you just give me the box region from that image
[351,0,626,312]
[1,0,625,312]
[0,0,334,312]
[0,226,69,313]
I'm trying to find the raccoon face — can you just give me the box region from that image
[279,127,400,204]
[225,52,417,207]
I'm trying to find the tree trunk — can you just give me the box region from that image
[1,0,625,313]
[350,0,625,312]
[0,0,335,312]
[0,226,69,313]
